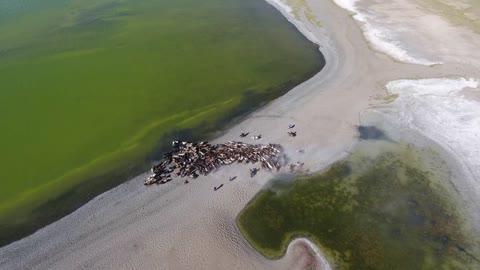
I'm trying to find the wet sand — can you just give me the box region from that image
[1,0,480,269]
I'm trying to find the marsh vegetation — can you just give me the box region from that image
[238,142,480,269]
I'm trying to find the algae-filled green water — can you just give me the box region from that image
[238,142,480,269]
[0,0,323,245]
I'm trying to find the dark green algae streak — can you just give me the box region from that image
[237,142,480,269]
[0,0,325,246]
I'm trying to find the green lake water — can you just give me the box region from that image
[238,141,480,269]
[0,0,324,245]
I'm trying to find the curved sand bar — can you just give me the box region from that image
[1,0,480,269]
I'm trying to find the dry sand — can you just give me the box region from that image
[1,0,480,269]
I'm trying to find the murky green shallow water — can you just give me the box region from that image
[0,0,324,245]
[238,141,480,269]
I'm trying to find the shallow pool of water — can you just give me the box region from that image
[238,141,480,269]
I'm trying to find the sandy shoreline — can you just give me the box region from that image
[2,0,480,269]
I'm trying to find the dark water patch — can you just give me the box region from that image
[0,6,129,63]
[357,125,389,140]
[69,1,132,31]
[74,1,124,23]
[237,142,480,269]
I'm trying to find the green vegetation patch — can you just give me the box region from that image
[287,0,322,27]
[416,0,480,33]
[237,142,480,269]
